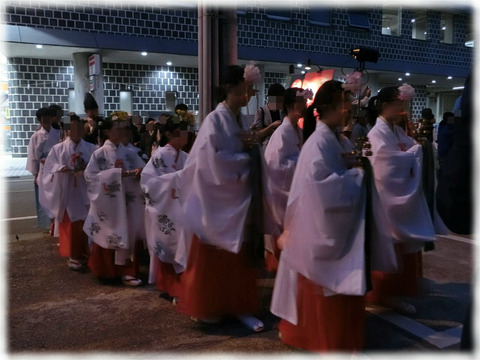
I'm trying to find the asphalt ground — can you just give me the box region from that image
[5,231,475,359]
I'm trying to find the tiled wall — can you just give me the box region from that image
[8,58,199,156]
[103,63,199,114]
[3,3,472,71]
[2,1,198,42]
[7,58,74,156]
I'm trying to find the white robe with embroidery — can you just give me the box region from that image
[41,138,96,223]
[179,102,252,254]
[140,144,190,284]
[271,121,372,325]
[83,140,145,265]
[368,118,436,257]
[263,117,302,237]
[26,127,61,218]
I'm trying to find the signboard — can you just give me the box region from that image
[88,54,101,76]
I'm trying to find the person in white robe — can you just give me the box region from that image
[140,121,189,302]
[365,85,437,314]
[41,115,96,270]
[26,107,61,231]
[270,80,391,352]
[83,116,145,286]
[177,64,264,332]
[262,87,306,271]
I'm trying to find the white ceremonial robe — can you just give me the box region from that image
[41,138,96,223]
[271,121,373,325]
[179,102,252,254]
[121,143,147,246]
[140,144,189,284]
[26,127,61,217]
[368,118,436,256]
[83,140,144,265]
[263,117,302,237]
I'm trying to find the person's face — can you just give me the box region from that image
[39,116,51,131]
[168,128,188,148]
[288,97,307,118]
[382,99,405,122]
[107,127,122,144]
[229,80,251,108]
[69,121,85,143]
[338,92,353,128]
[268,96,284,111]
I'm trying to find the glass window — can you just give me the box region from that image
[411,10,427,40]
[309,9,331,26]
[382,7,401,36]
[347,10,370,30]
[440,12,453,44]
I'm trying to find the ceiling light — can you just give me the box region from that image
[36,44,43,49]
[405,72,410,76]
[304,59,312,70]
[411,19,416,23]
[297,63,302,68]
[432,80,436,84]
[141,52,148,56]
[398,77,403,81]
[442,26,446,30]
[301,70,306,74]
[166,61,172,66]
[453,86,464,90]
[447,76,453,80]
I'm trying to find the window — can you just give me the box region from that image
[309,9,331,26]
[440,12,453,44]
[411,10,427,40]
[347,10,370,30]
[382,7,401,36]
[265,9,291,21]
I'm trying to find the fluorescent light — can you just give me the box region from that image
[447,76,453,80]
[453,86,464,90]
[36,44,43,49]
[141,52,148,56]
[405,72,411,76]
[166,61,172,66]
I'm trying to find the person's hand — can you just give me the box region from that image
[269,120,282,133]
[277,230,289,250]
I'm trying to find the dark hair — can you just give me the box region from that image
[70,114,81,123]
[369,86,400,117]
[283,87,302,115]
[421,108,434,120]
[36,107,49,120]
[268,83,286,97]
[97,117,112,131]
[175,103,188,112]
[83,92,99,110]
[303,80,347,141]
[159,120,187,146]
[218,65,245,101]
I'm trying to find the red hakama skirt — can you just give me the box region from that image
[88,240,144,279]
[177,235,259,319]
[58,212,89,259]
[278,273,365,352]
[365,251,422,305]
[155,257,183,298]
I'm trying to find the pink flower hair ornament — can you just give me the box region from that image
[243,62,262,84]
[398,83,416,100]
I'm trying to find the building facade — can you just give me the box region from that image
[1,1,473,156]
